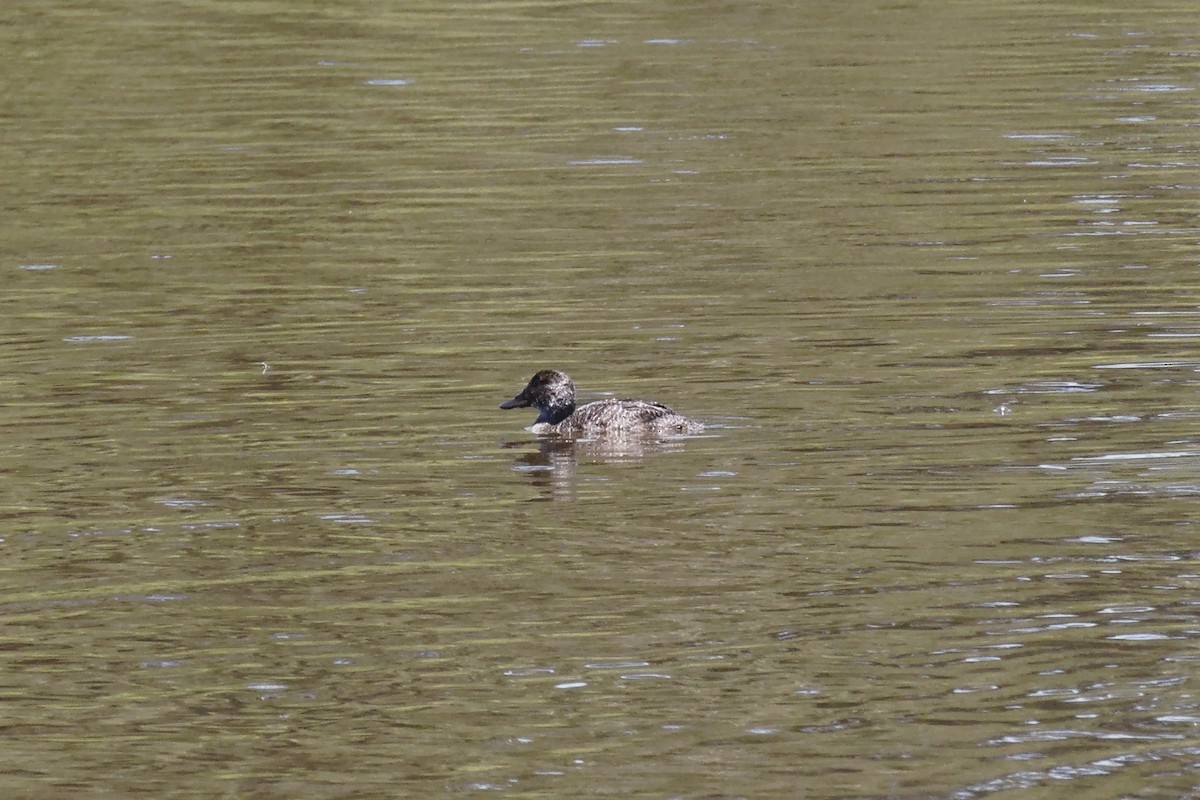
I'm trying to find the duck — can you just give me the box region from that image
[500,369,703,436]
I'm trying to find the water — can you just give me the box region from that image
[2,0,1199,797]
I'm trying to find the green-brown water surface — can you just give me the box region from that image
[3,1,1200,797]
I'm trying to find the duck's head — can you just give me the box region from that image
[499,369,576,425]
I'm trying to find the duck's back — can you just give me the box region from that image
[556,398,703,435]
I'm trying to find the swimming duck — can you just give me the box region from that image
[500,369,703,436]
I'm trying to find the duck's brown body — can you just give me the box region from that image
[500,370,703,436]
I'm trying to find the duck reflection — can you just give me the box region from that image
[501,433,696,497]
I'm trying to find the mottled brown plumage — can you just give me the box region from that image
[500,369,703,436]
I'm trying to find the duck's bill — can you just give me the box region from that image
[499,395,529,409]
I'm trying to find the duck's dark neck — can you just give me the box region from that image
[538,403,575,425]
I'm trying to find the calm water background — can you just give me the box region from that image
[3,1,1199,797]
